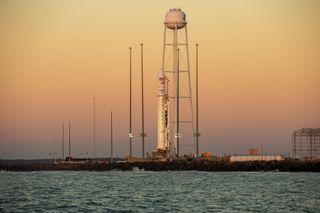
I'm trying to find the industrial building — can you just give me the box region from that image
[292,128,320,160]
[229,148,284,162]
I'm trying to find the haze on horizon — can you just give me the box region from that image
[1,0,319,159]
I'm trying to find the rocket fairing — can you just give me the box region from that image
[157,69,170,151]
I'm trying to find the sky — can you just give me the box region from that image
[1,0,319,159]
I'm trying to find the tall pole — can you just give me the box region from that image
[68,121,71,161]
[176,48,180,157]
[129,47,133,157]
[53,134,57,160]
[310,135,313,159]
[173,25,178,157]
[195,44,200,157]
[93,96,96,160]
[140,43,146,158]
[110,111,113,163]
[292,132,296,158]
[62,122,64,160]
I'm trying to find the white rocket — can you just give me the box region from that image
[157,69,170,151]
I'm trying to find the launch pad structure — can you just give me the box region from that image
[125,8,199,162]
[157,8,195,158]
[292,128,320,160]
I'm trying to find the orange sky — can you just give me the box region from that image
[1,0,320,158]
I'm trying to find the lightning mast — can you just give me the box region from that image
[93,96,96,160]
[194,44,200,157]
[62,122,64,160]
[140,43,146,158]
[129,47,133,156]
[110,111,113,163]
[68,121,71,161]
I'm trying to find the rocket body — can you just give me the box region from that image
[157,69,170,151]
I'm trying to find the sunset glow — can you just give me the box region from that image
[1,0,319,158]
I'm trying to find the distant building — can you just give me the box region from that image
[230,155,284,162]
[292,128,320,160]
[248,148,259,156]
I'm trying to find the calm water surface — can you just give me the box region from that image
[0,171,319,212]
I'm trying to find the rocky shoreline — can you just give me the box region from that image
[1,160,319,172]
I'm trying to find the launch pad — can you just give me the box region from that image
[156,8,195,158]
[125,8,200,162]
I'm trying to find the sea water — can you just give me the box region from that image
[0,171,319,212]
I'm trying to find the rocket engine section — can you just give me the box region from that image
[157,69,170,152]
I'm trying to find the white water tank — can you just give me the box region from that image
[165,8,187,30]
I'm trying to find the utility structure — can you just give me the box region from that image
[110,111,113,163]
[176,48,180,156]
[93,96,96,160]
[68,121,71,161]
[140,43,147,158]
[194,44,200,157]
[158,8,194,157]
[292,128,320,160]
[61,122,64,160]
[129,47,133,156]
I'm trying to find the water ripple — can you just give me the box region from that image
[0,171,319,212]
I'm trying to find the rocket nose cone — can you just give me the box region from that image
[158,69,165,78]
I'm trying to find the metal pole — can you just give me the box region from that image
[93,96,96,160]
[176,48,180,157]
[110,111,113,163]
[129,47,133,157]
[162,26,167,70]
[310,135,313,159]
[106,114,108,159]
[173,25,178,157]
[62,122,64,160]
[195,44,200,158]
[68,121,71,161]
[185,26,196,150]
[292,131,296,158]
[140,43,145,158]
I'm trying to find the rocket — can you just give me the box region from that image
[157,69,170,151]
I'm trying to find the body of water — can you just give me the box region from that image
[0,171,319,212]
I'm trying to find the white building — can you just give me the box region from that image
[229,155,284,162]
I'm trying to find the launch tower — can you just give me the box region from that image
[157,9,194,157]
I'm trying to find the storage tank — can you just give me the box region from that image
[165,8,187,30]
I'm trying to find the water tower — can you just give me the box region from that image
[158,8,194,157]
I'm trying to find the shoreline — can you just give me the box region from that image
[1,160,319,172]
